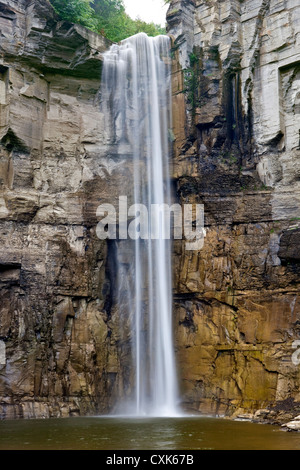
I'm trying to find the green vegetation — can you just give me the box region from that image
[50,0,96,30]
[49,0,166,43]
[183,51,201,111]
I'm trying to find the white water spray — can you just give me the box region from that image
[101,33,179,417]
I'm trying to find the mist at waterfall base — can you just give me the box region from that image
[101,33,180,418]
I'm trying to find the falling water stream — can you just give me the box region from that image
[101,33,179,417]
[3,33,300,455]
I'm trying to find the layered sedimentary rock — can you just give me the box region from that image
[1,0,300,423]
[0,0,129,419]
[167,0,300,421]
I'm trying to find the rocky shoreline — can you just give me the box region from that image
[229,399,300,431]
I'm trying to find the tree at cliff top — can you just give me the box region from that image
[49,0,165,43]
[94,0,165,42]
[50,0,97,29]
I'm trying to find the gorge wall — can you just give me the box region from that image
[168,0,300,422]
[0,0,130,419]
[0,0,300,423]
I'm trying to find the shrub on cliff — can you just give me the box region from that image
[50,0,97,30]
[49,0,165,43]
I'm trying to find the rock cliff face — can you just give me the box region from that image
[0,0,127,419]
[168,0,300,421]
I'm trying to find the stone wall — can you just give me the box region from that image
[168,0,300,421]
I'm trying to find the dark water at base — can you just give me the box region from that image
[0,416,299,450]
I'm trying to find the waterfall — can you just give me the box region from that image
[101,33,179,417]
